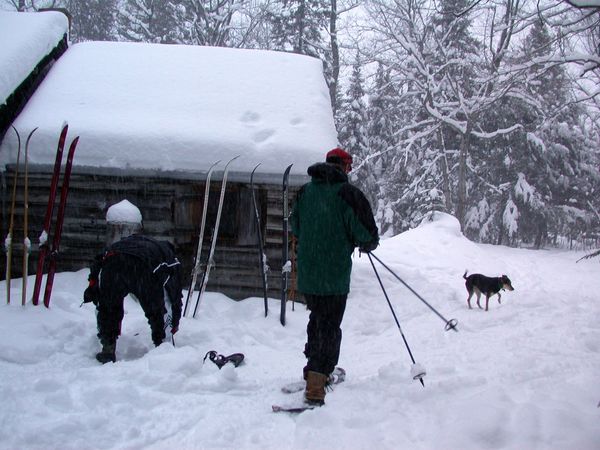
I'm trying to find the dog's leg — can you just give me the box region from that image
[485,295,490,311]
[497,292,502,304]
[466,291,473,309]
[476,291,482,309]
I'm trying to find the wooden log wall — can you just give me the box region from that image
[0,166,301,302]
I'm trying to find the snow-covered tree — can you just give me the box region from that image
[337,53,378,211]
[66,0,117,42]
[117,0,179,43]
[170,0,246,47]
[266,0,328,57]
[264,0,342,111]
[366,63,399,235]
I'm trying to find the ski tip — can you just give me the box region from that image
[61,120,68,129]
[209,159,222,169]
[69,136,80,148]
[272,404,318,413]
[26,127,39,142]
[10,125,21,140]
[223,155,241,169]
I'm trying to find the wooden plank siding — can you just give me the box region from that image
[0,165,301,302]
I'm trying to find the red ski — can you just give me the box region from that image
[41,134,79,308]
[31,123,69,306]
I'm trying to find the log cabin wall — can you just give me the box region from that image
[0,165,304,302]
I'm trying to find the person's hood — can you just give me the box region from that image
[307,162,348,183]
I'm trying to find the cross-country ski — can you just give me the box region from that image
[183,159,221,317]
[31,123,69,306]
[42,134,79,308]
[272,403,320,414]
[4,126,21,305]
[280,164,293,326]
[21,127,37,306]
[191,155,240,318]
[251,163,269,317]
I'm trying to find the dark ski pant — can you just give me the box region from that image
[304,293,347,376]
[96,254,167,347]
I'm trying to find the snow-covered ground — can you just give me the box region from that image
[0,213,598,449]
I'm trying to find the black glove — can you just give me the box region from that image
[359,239,379,253]
[83,279,100,305]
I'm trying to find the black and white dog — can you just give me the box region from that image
[463,271,514,311]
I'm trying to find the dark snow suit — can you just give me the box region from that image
[290,162,379,375]
[87,235,183,348]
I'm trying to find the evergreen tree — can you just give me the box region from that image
[117,0,179,43]
[337,53,375,208]
[171,0,244,47]
[366,63,398,236]
[468,19,600,247]
[266,0,329,58]
[67,0,117,42]
[265,0,335,109]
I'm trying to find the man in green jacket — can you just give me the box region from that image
[290,147,379,405]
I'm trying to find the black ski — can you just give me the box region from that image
[280,164,293,326]
[251,164,269,317]
[21,127,38,306]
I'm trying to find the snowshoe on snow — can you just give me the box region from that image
[203,350,245,369]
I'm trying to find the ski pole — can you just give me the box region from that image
[367,253,425,387]
[370,252,458,332]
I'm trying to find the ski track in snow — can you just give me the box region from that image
[0,214,598,449]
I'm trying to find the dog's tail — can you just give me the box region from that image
[463,270,468,279]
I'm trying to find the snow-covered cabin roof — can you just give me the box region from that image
[0,11,68,136]
[0,11,68,105]
[0,38,338,177]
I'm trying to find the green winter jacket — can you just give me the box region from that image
[290,162,379,295]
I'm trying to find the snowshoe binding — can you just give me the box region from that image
[203,350,245,369]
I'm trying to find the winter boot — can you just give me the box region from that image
[304,371,327,406]
[96,342,116,364]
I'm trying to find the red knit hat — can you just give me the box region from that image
[326,147,353,171]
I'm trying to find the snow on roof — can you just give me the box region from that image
[0,40,338,176]
[0,11,68,105]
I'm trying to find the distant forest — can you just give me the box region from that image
[4,0,600,248]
